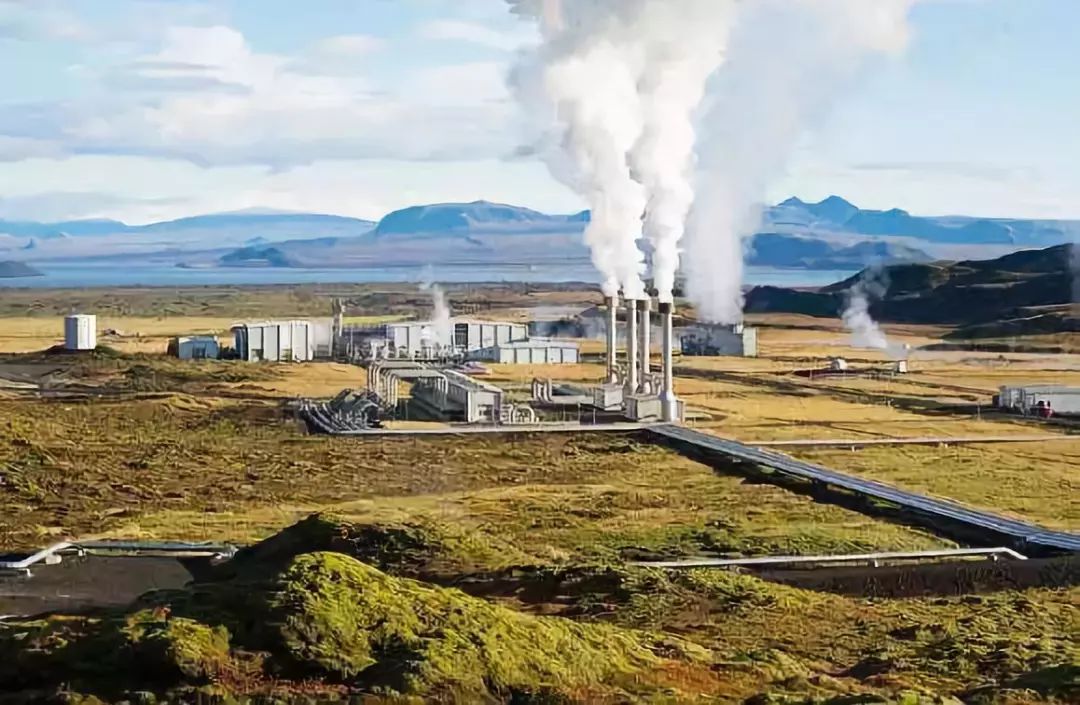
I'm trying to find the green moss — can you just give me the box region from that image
[268,552,686,697]
[223,514,528,580]
[123,611,233,681]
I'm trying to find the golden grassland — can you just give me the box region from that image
[1,306,1076,533]
[0,296,1078,704]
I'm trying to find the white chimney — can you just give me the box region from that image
[625,297,639,396]
[606,295,618,384]
[638,298,651,393]
[660,302,679,422]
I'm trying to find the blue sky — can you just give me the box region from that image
[0,0,1077,224]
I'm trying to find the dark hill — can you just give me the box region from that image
[374,200,581,237]
[747,233,930,270]
[0,261,43,278]
[745,244,1076,327]
[219,246,298,268]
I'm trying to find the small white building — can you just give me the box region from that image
[171,335,220,360]
[232,320,315,362]
[64,314,97,351]
[679,323,758,358]
[997,385,1080,415]
[469,339,580,365]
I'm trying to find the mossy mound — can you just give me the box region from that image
[221,514,528,579]
[268,552,690,697]
[1,550,698,703]
[0,609,247,697]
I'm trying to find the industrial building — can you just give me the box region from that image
[169,336,220,360]
[596,296,683,422]
[63,314,97,351]
[678,323,758,358]
[469,339,580,365]
[412,370,505,424]
[383,319,528,358]
[231,320,316,362]
[997,385,1080,416]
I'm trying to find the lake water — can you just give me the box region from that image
[0,261,856,290]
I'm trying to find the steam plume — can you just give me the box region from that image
[842,272,889,351]
[418,267,452,347]
[509,0,653,299]
[685,0,920,323]
[629,1,736,303]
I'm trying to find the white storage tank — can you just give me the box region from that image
[64,314,97,351]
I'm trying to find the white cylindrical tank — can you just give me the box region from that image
[64,314,97,351]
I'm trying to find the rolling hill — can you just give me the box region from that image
[744,244,1076,330]
[0,261,42,278]
[2,197,1077,274]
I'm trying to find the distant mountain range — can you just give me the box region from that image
[0,197,1076,273]
[745,243,1076,336]
[0,260,42,278]
[766,196,1074,247]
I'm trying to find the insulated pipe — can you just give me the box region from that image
[626,298,639,396]
[638,298,651,393]
[660,302,679,422]
[605,295,619,383]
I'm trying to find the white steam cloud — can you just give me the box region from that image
[628,1,736,304]
[509,0,735,301]
[510,0,651,299]
[419,267,452,347]
[842,273,890,351]
[510,0,920,320]
[686,0,920,323]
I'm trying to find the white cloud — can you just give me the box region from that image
[313,34,384,57]
[0,23,527,167]
[0,0,94,42]
[418,19,535,51]
[0,154,583,223]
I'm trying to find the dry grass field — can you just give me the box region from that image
[0,286,1077,704]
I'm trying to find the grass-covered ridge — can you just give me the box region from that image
[0,519,710,704]
[3,515,1076,704]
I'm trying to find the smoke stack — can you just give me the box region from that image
[638,298,651,393]
[606,295,618,384]
[625,297,639,396]
[660,302,679,422]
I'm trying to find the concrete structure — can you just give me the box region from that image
[412,370,504,423]
[605,296,618,383]
[171,336,220,360]
[997,385,1080,416]
[593,383,625,412]
[660,302,681,422]
[470,339,579,365]
[626,298,639,396]
[382,319,528,359]
[63,314,97,351]
[678,323,758,358]
[232,320,315,362]
[625,394,662,422]
[638,299,651,392]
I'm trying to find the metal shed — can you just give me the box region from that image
[171,336,220,360]
[64,314,97,351]
[469,339,580,365]
[385,319,528,357]
[232,320,315,362]
[997,385,1080,415]
[678,323,758,358]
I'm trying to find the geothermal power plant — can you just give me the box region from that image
[308,291,685,430]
